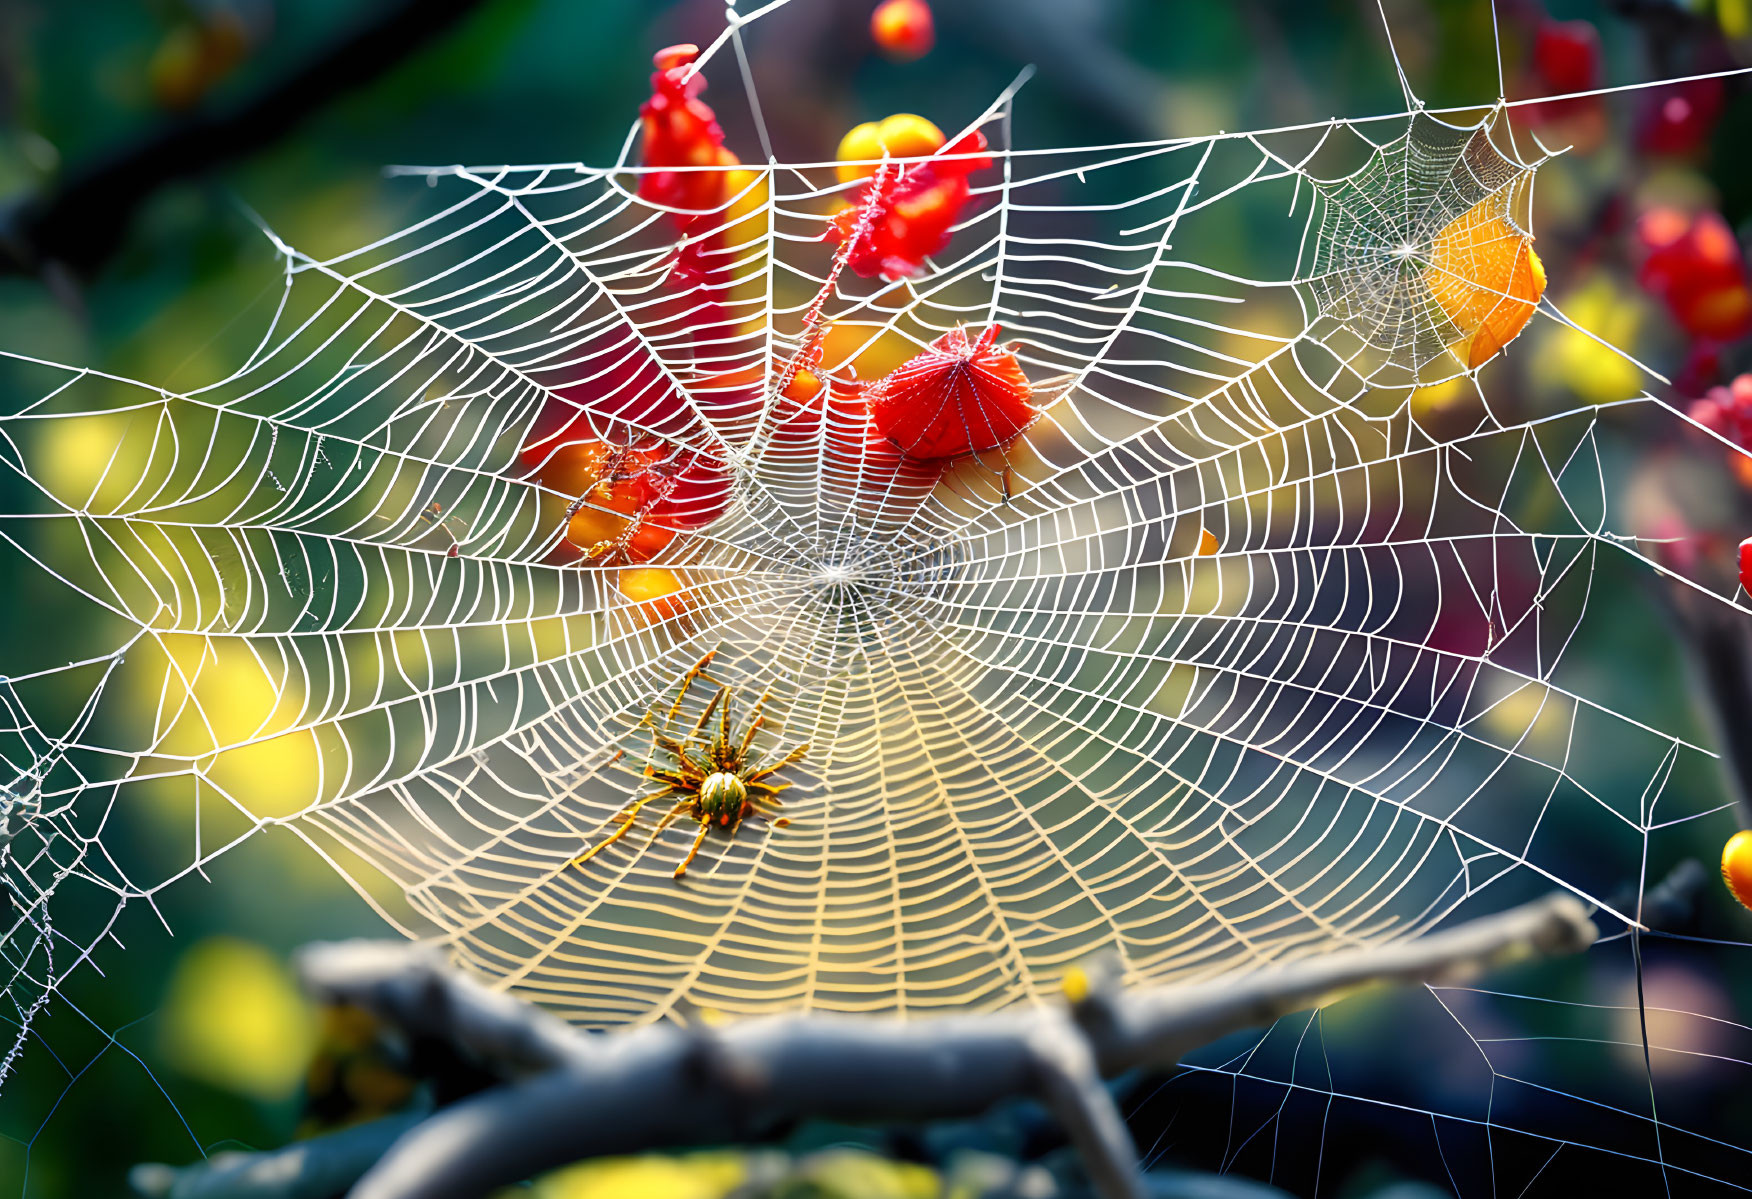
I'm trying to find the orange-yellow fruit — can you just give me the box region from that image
[871,0,934,62]
[1723,829,1752,912]
[783,367,824,404]
[1424,200,1547,369]
[618,567,691,622]
[836,114,946,184]
[1197,528,1219,556]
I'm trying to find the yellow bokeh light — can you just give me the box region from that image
[158,937,316,1100]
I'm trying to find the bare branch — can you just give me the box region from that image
[128,1115,421,1199]
[1025,1023,1146,1199]
[131,894,1593,1199]
[1085,892,1596,1071]
[296,940,592,1075]
[346,893,1592,1199]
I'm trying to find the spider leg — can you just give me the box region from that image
[674,820,712,879]
[569,792,666,869]
[746,742,809,783]
[746,782,786,806]
[736,691,772,759]
[665,649,721,725]
[653,800,689,835]
[690,684,726,740]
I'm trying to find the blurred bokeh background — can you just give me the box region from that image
[1,1,1751,1196]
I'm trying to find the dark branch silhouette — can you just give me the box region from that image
[0,0,496,281]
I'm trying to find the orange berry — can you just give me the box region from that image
[1424,201,1546,369]
[783,368,824,404]
[1637,206,1689,249]
[617,567,692,622]
[1693,215,1740,268]
[871,0,934,61]
[1198,528,1219,556]
[1723,830,1752,912]
[836,122,885,183]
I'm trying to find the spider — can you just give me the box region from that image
[571,650,807,879]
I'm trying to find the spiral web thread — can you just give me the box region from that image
[2,1,1752,1191]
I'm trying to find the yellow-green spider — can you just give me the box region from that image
[572,650,807,879]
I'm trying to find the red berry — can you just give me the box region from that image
[1740,536,1752,594]
[1532,21,1600,92]
[870,325,1037,459]
[871,0,934,61]
[638,45,739,217]
[1733,374,1752,407]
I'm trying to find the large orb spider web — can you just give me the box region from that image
[571,651,808,879]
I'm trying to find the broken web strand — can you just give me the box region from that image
[3,0,1752,1193]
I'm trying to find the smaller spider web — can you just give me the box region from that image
[1298,110,1543,385]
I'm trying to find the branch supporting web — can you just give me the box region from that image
[2,3,1751,1191]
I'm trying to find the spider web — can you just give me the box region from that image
[2,1,1751,1192]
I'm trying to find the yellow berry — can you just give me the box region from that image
[836,122,885,184]
[876,113,946,159]
[835,114,946,184]
[1723,830,1752,912]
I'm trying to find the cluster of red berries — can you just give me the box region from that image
[1686,373,1752,446]
[1638,78,1725,159]
[519,10,1034,611]
[826,126,995,280]
[1691,372,1752,597]
[1523,16,1723,158]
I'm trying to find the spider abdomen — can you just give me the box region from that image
[698,772,749,824]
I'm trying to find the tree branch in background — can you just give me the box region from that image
[1656,575,1752,824]
[131,893,1596,1199]
[0,0,496,281]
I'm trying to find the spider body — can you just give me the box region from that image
[571,651,806,878]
